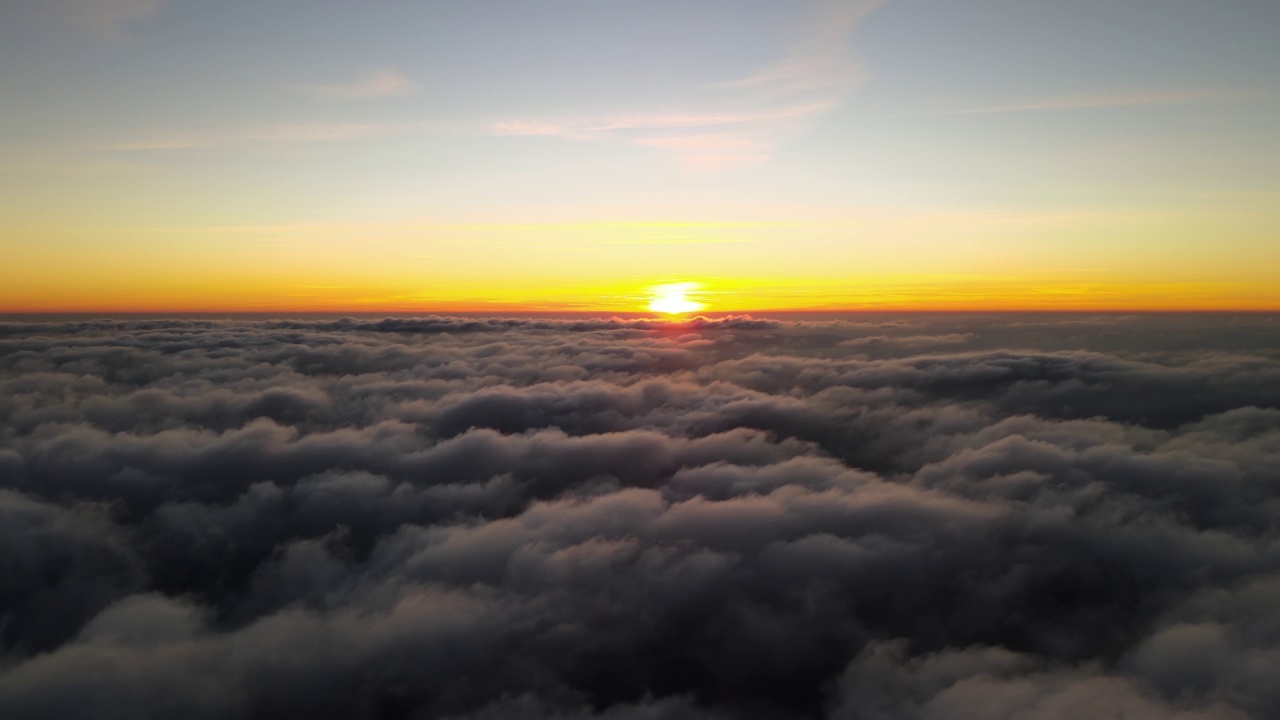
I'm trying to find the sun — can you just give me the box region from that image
[647,282,707,315]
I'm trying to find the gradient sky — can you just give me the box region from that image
[2,0,1278,312]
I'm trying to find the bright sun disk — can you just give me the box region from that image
[648,283,706,315]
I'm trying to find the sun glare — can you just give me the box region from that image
[647,283,707,315]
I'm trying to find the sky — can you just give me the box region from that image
[1,0,1278,312]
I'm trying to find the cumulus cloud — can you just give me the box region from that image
[0,313,1278,718]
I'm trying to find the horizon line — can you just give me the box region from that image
[4,308,1280,319]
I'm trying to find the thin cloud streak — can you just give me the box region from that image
[489,0,887,170]
[487,103,833,139]
[299,69,420,99]
[111,122,436,151]
[101,2,884,166]
[941,88,1242,115]
[61,0,164,35]
[723,0,885,105]
[634,134,773,172]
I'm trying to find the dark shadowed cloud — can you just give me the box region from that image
[0,314,1278,719]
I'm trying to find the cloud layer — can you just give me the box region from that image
[0,314,1278,719]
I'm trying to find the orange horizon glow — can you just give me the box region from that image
[4,275,1280,315]
[6,205,1280,316]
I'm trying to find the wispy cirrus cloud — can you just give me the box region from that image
[62,0,164,36]
[722,0,884,107]
[112,122,434,151]
[489,0,887,171]
[633,134,772,172]
[299,69,420,100]
[488,103,831,140]
[941,88,1242,115]
[104,2,884,166]
[0,157,148,175]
